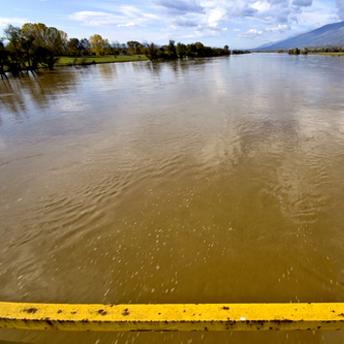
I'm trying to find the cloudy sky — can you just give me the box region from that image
[0,0,343,48]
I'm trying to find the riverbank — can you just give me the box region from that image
[310,52,344,56]
[57,55,148,67]
[255,51,344,56]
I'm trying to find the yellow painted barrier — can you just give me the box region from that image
[0,302,344,332]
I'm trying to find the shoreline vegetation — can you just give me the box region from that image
[56,55,148,66]
[0,22,250,79]
[255,47,344,56]
[56,50,251,68]
[287,47,344,55]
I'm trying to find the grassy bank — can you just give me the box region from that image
[57,55,148,67]
[258,51,344,56]
[310,52,344,56]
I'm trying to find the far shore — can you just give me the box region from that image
[256,51,344,57]
[310,52,344,56]
[56,52,344,69]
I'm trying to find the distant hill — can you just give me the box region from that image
[255,21,344,51]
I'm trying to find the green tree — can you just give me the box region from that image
[166,40,177,59]
[4,25,25,74]
[144,43,159,60]
[288,48,301,55]
[5,23,68,71]
[0,40,9,79]
[79,38,91,56]
[176,43,187,58]
[187,42,205,57]
[21,23,67,53]
[21,23,67,69]
[127,41,144,55]
[67,38,81,56]
[89,34,109,56]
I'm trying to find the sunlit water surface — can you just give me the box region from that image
[1,54,344,343]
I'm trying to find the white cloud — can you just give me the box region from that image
[70,11,119,26]
[156,0,203,14]
[69,6,158,27]
[155,0,319,33]
[251,1,271,13]
[265,23,290,32]
[240,28,264,38]
[68,0,340,44]
[0,17,27,28]
[207,8,225,28]
[239,23,289,39]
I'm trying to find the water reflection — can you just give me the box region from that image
[1,55,344,343]
[0,79,28,117]
[97,63,118,80]
[0,68,78,118]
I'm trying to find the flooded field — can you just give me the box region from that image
[1,54,344,343]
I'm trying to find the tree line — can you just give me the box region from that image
[288,48,308,55]
[0,22,239,78]
[287,47,344,55]
[0,23,68,77]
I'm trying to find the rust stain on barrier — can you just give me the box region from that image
[0,302,344,332]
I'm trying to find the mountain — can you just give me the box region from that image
[255,21,344,51]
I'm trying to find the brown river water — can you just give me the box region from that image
[1,54,344,343]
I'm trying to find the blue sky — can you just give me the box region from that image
[0,0,343,48]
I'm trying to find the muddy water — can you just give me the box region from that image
[1,54,344,343]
